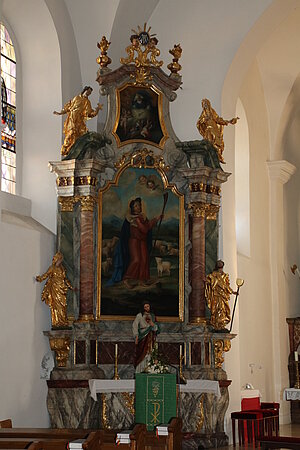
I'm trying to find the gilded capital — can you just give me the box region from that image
[49,337,70,368]
[188,202,206,218]
[75,195,97,212]
[206,204,220,220]
[58,196,75,212]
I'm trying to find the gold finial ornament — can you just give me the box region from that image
[120,23,163,85]
[53,86,103,157]
[96,36,112,68]
[205,260,237,331]
[197,98,239,164]
[36,252,73,328]
[167,44,182,75]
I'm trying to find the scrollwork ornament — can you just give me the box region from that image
[196,395,205,432]
[49,337,70,367]
[214,339,231,369]
[115,148,169,172]
[121,392,135,416]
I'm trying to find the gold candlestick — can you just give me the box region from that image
[179,354,186,384]
[114,343,120,380]
[294,361,300,389]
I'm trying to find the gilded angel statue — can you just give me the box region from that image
[197,98,239,163]
[205,260,237,331]
[54,86,103,157]
[36,252,73,328]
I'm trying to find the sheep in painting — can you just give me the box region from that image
[155,257,171,277]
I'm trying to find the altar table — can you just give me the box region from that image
[284,388,300,401]
[88,378,221,401]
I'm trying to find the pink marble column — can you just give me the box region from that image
[189,204,206,323]
[79,197,95,321]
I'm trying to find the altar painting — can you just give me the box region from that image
[97,166,183,321]
[112,84,168,149]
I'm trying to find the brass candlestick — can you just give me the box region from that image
[114,352,120,380]
[179,354,186,384]
[294,361,300,389]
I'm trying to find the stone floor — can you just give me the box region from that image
[216,423,300,450]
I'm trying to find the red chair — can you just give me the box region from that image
[231,410,264,447]
[241,397,280,437]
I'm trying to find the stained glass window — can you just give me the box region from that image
[1,23,16,194]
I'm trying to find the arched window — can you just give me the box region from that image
[1,23,16,194]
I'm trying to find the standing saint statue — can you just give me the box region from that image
[205,260,236,331]
[36,252,73,328]
[132,301,160,372]
[197,98,239,163]
[53,86,103,157]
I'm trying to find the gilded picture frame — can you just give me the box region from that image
[112,83,169,150]
[97,150,184,322]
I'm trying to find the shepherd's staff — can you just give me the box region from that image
[229,278,244,333]
[152,192,168,252]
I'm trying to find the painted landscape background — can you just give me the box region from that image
[99,167,181,319]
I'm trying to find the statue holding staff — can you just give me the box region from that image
[205,260,237,331]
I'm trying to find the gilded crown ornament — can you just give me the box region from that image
[120,23,163,85]
[96,36,112,68]
[167,44,182,75]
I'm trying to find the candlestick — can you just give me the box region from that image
[179,345,186,385]
[295,351,298,362]
[113,343,120,380]
[294,360,300,389]
[180,344,182,359]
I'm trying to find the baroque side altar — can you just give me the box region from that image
[41,25,238,448]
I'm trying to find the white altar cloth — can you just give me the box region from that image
[89,378,220,401]
[241,389,261,399]
[284,388,300,401]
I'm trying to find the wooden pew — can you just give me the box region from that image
[0,420,12,429]
[0,431,102,450]
[259,436,300,450]
[99,424,146,449]
[145,418,182,450]
[0,426,145,450]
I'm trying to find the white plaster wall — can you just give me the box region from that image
[2,0,62,234]
[0,192,54,426]
[237,61,273,400]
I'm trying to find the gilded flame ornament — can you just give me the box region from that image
[167,44,182,75]
[96,36,112,68]
[120,23,163,85]
[53,86,103,157]
[197,98,239,164]
[36,252,73,328]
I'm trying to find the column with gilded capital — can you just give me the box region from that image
[77,195,97,321]
[267,160,296,419]
[189,202,207,322]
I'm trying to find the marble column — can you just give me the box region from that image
[78,195,96,321]
[189,202,206,323]
[267,159,296,423]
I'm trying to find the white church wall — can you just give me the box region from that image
[2,0,61,234]
[0,192,54,426]
[237,61,273,402]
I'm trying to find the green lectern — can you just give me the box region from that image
[135,373,177,431]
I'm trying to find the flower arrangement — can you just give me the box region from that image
[143,344,170,374]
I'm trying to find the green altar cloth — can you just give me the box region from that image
[135,373,177,430]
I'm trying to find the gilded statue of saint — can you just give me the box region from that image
[205,260,236,331]
[54,86,103,157]
[36,252,72,328]
[197,98,239,163]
